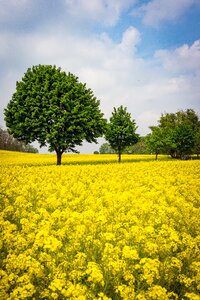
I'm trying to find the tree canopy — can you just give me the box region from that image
[147,109,200,159]
[105,106,139,162]
[4,65,106,164]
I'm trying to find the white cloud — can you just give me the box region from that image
[0,0,33,22]
[1,22,199,152]
[118,26,141,52]
[64,0,136,26]
[139,0,199,27]
[0,1,199,154]
[137,111,160,132]
[155,40,200,73]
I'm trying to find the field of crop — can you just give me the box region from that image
[0,150,200,299]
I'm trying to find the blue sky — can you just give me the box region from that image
[0,0,200,153]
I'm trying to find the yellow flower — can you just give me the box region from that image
[146,285,168,300]
[1,150,200,298]
[86,262,104,286]
[122,245,139,260]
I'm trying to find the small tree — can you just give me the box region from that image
[105,106,139,162]
[4,65,106,165]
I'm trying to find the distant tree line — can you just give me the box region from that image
[99,137,148,155]
[0,128,38,153]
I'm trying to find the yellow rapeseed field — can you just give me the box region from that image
[0,150,200,299]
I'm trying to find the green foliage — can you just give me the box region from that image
[172,124,195,156]
[4,65,106,164]
[193,130,200,157]
[159,109,200,130]
[148,109,200,159]
[105,106,139,162]
[145,127,173,159]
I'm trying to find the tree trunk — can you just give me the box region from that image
[118,151,121,163]
[170,149,176,158]
[155,152,158,160]
[56,150,62,165]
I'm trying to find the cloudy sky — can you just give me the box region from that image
[1,0,200,153]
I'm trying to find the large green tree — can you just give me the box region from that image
[105,106,139,162]
[4,65,106,164]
